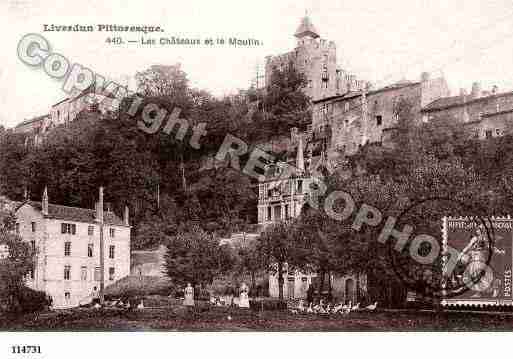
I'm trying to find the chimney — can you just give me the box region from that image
[42,186,49,216]
[471,82,481,98]
[96,187,104,224]
[296,135,305,174]
[421,72,430,82]
[460,88,467,97]
[492,85,499,95]
[123,206,129,226]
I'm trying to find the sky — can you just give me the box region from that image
[1,0,513,128]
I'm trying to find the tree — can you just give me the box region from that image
[234,240,264,290]
[164,226,235,287]
[246,62,311,142]
[291,205,352,299]
[257,222,296,301]
[0,198,36,312]
[136,64,190,101]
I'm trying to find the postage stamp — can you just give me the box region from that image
[442,217,513,306]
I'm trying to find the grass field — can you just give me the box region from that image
[2,305,513,331]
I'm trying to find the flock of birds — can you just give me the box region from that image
[289,300,378,315]
[92,298,378,315]
[92,299,144,310]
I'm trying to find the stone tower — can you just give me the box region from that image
[265,14,364,102]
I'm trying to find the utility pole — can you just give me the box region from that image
[98,187,105,305]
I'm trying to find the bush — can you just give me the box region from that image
[0,286,50,314]
[104,275,175,300]
[250,298,287,311]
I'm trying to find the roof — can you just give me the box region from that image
[52,97,70,107]
[312,81,420,104]
[423,91,513,112]
[15,114,49,128]
[17,201,127,226]
[294,15,320,38]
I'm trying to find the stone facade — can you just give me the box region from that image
[312,73,450,156]
[50,90,117,126]
[422,84,513,139]
[14,189,130,309]
[473,109,513,139]
[265,15,366,103]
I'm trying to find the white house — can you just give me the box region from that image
[14,188,130,308]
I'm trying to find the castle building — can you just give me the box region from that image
[14,188,130,308]
[312,72,450,156]
[421,83,513,139]
[14,114,52,135]
[50,85,118,126]
[265,15,366,103]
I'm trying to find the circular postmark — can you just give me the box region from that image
[386,196,496,300]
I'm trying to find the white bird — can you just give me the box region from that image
[326,303,332,314]
[341,300,351,311]
[227,315,232,321]
[306,303,314,313]
[316,304,327,314]
[297,300,306,312]
[93,303,101,310]
[365,302,378,311]
[333,303,344,313]
[137,300,144,309]
[351,302,360,311]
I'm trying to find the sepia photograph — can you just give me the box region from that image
[2,0,513,356]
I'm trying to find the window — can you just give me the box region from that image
[109,267,115,281]
[61,223,76,235]
[88,225,94,236]
[267,207,272,221]
[345,103,350,112]
[297,180,303,193]
[64,242,71,256]
[64,265,71,280]
[109,228,115,238]
[285,204,289,219]
[29,269,34,280]
[485,129,493,138]
[30,240,36,252]
[109,245,115,259]
[496,128,502,136]
[31,222,36,232]
[87,243,94,257]
[64,292,71,301]
[473,130,480,139]
[80,266,87,281]
[376,115,383,126]
[94,267,101,281]
[274,206,282,221]
[15,223,20,234]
